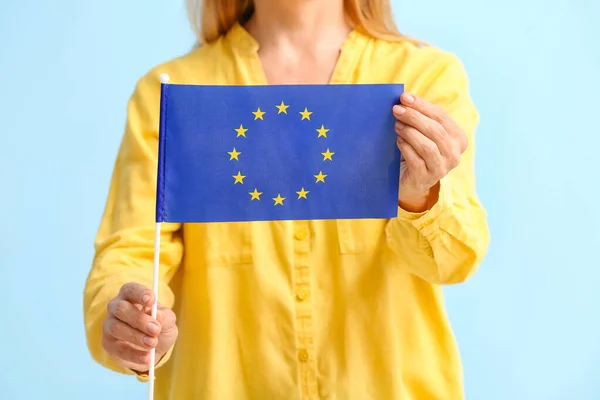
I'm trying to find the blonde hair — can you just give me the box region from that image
[187,0,413,45]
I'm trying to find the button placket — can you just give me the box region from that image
[291,221,317,399]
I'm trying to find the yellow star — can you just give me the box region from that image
[273,193,286,206]
[232,171,246,184]
[276,101,289,114]
[235,124,248,138]
[316,125,329,138]
[228,147,241,161]
[321,148,334,161]
[253,107,266,120]
[249,188,262,201]
[296,187,310,199]
[299,107,313,121]
[314,171,327,183]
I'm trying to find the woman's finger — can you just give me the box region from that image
[103,316,158,350]
[400,93,466,148]
[400,93,447,123]
[111,356,151,373]
[157,306,178,332]
[101,334,151,366]
[393,104,447,145]
[396,123,443,175]
[118,282,155,307]
[396,137,427,177]
[107,298,162,337]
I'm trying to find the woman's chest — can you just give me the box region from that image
[259,51,342,85]
[180,218,391,269]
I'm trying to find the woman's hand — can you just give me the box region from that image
[393,93,468,213]
[101,282,178,372]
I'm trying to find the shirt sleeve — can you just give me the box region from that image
[385,53,490,285]
[83,72,184,376]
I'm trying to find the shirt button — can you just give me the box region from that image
[298,349,310,362]
[421,218,434,227]
[296,290,309,302]
[294,229,307,240]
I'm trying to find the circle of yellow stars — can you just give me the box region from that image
[227,102,334,206]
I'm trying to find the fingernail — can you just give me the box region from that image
[142,294,151,304]
[139,354,150,363]
[143,336,155,347]
[396,121,405,129]
[147,322,160,334]
[394,105,406,115]
[403,93,415,103]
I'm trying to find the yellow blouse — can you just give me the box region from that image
[84,24,490,400]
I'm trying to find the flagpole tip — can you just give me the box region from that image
[159,73,170,84]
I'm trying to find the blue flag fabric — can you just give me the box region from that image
[156,83,403,223]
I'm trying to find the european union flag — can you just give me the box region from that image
[156,82,403,223]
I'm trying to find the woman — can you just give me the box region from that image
[84,0,490,399]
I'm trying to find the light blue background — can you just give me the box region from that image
[0,0,598,399]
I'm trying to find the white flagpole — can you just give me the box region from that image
[148,221,162,399]
[148,73,170,400]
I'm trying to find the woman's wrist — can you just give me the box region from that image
[398,181,440,213]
